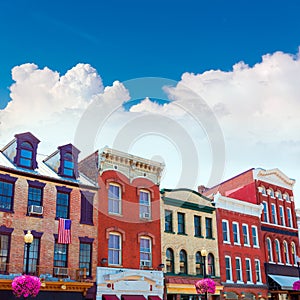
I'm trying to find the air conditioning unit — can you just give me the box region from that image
[141,261,151,267]
[53,267,68,276]
[28,205,43,215]
[141,212,150,219]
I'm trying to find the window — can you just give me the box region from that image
[165,210,173,232]
[108,233,121,265]
[235,257,242,282]
[20,142,33,168]
[195,252,203,275]
[179,250,187,274]
[277,191,282,200]
[194,216,202,237]
[266,238,273,262]
[271,204,277,224]
[275,239,281,263]
[23,237,40,275]
[268,188,274,197]
[225,256,232,282]
[222,220,230,243]
[284,193,290,201]
[177,213,185,234]
[291,242,297,265]
[262,202,269,222]
[207,253,215,276]
[56,187,71,219]
[80,191,94,225]
[54,242,68,267]
[255,259,261,283]
[287,208,293,227]
[139,190,151,219]
[166,248,174,273]
[279,206,285,226]
[260,186,266,196]
[108,184,121,214]
[242,224,249,246]
[62,153,74,177]
[205,217,213,239]
[245,258,252,282]
[140,237,152,267]
[232,222,240,244]
[251,226,259,247]
[0,231,12,274]
[27,181,45,211]
[0,174,17,211]
[283,241,289,264]
[79,239,93,277]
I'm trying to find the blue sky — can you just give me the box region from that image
[1,0,300,204]
[1,0,300,108]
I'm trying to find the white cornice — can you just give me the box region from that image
[213,192,263,217]
[253,168,295,189]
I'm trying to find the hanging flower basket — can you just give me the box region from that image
[195,278,216,294]
[12,275,41,298]
[293,280,300,291]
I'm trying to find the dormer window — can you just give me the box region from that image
[62,153,75,177]
[20,142,33,168]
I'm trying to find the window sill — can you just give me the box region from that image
[194,235,204,238]
[206,237,215,240]
[177,233,188,236]
[165,231,176,234]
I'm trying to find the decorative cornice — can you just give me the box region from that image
[213,192,263,217]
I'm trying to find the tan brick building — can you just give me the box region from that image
[160,188,222,300]
[0,132,99,300]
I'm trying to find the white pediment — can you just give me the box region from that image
[253,168,295,190]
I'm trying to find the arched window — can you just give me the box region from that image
[266,238,273,262]
[195,251,203,275]
[276,190,282,199]
[284,193,290,202]
[268,188,274,197]
[283,241,289,264]
[207,253,215,276]
[166,248,174,273]
[261,186,266,195]
[275,239,281,263]
[20,142,33,168]
[291,242,297,265]
[179,250,187,274]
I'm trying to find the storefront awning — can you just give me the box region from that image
[103,295,120,300]
[148,296,162,300]
[268,275,299,290]
[121,296,146,300]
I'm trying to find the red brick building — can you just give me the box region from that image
[79,147,165,300]
[203,168,300,300]
[0,132,99,300]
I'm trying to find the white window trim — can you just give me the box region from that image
[251,225,259,248]
[108,183,122,215]
[267,238,273,262]
[108,232,122,266]
[275,239,281,263]
[242,224,250,246]
[140,236,152,267]
[283,241,290,264]
[245,258,253,283]
[139,189,151,219]
[287,208,293,227]
[225,256,233,283]
[222,220,230,244]
[262,201,269,223]
[279,206,285,227]
[255,259,262,284]
[232,222,240,245]
[235,257,243,283]
[271,203,277,224]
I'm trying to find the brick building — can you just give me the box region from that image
[160,188,222,300]
[0,132,99,300]
[79,147,165,300]
[203,168,300,300]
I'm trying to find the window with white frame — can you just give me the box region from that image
[140,237,152,267]
[260,186,266,196]
[271,203,277,224]
[275,239,281,263]
[255,259,262,283]
[251,226,259,247]
[283,241,289,264]
[276,190,282,200]
[245,258,252,283]
[235,257,243,282]
[108,184,121,214]
[225,256,232,282]
[268,188,274,197]
[279,206,285,226]
[108,233,121,265]
[222,220,230,243]
[291,242,297,265]
[242,224,250,246]
[139,190,151,219]
[284,193,290,201]
[232,222,240,244]
[287,208,293,227]
[262,202,269,222]
[266,238,273,262]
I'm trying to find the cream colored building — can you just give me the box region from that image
[160,188,221,299]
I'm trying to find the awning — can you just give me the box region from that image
[103,295,120,300]
[268,275,299,290]
[121,296,146,300]
[148,296,162,300]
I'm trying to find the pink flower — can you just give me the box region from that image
[195,278,216,294]
[12,275,41,298]
[293,280,300,291]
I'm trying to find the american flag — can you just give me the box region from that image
[58,218,71,244]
